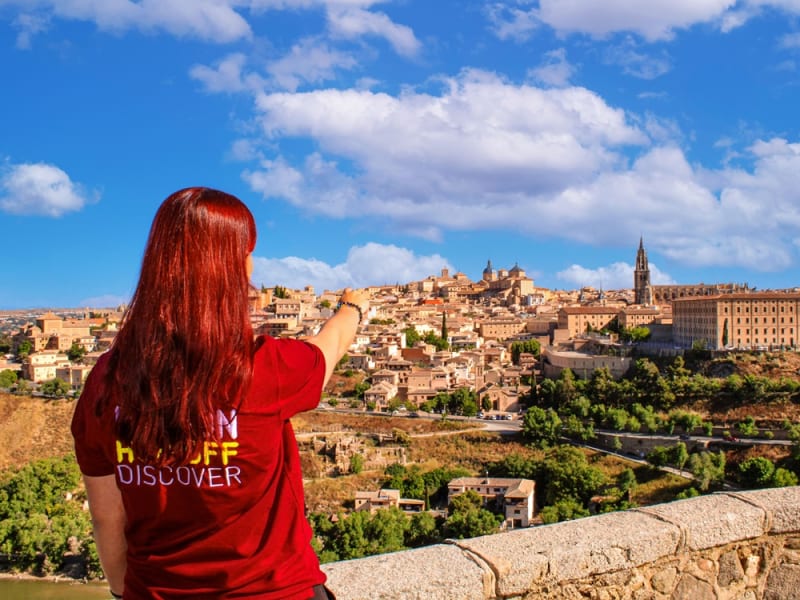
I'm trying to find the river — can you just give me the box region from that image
[0,578,110,599]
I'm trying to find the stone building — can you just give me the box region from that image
[447,477,536,528]
[557,306,619,339]
[672,292,800,350]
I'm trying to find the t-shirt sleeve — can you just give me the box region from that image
[71,358,115,477]
[270,338,326,420]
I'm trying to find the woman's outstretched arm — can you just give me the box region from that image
[84,474,127,597]
[307,288,369,387]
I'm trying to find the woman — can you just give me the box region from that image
[71,187,368,599]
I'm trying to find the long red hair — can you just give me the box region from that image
[101,187,256,464]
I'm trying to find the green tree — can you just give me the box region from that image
[737,416,759,438]
[688,451,726,492]
[405,511,439,547]
[510,340,541,364]
[353,381,370,400]
[273,285,289,299]
[674,442,689,473]
[443,490,502,539]
[350,454,364,475]
[738,457,776,488]
[16,340,32,359]
[66,343,86,362]
[772,468,799,488]
[40,378,70,398]
[521,406,562,449]
[540,446,607,506]
[539,498,590,524]
[403,326,421,347]
[0,369,17,389]
[618,468,637,495]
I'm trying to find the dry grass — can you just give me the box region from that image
[0,392,76,471]
[291,411,480,436]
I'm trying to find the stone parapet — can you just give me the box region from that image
[322,487,800,599]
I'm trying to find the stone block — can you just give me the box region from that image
[764,563,800,600]
[651,566,677,594]
[322,544,492,600]
[455,511,679,598]
[729,487,800,534]
[718,550,745,587]
[673,573,714,599]
[638,494,765,551]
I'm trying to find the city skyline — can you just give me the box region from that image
[2,1,800,309]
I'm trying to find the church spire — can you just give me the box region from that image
[634,237,653,305]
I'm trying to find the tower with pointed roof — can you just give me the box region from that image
[634,237,653,305]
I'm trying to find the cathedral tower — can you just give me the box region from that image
[634,237,653,305]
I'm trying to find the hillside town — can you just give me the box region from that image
[3,240,800,411]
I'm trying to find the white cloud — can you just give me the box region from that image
[485,0,800,42]
[245,70,647,235]
[327,6,420,57]
[2,0,418,54]
[557,261,675,289]
[266,37,358,91]
[779,32,800,48]
[251,242,452,291]
[536,0,737,41]
[190,53,256,93]
[528,48,575,87]
[12,12,50,49]
[486,2,539,42]
[0,162,94,217]
[3,0,253,43]
[604,39,672,79]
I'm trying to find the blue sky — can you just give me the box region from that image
[2,1,800,309]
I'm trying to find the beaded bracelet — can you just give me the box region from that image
[336,300,363,324]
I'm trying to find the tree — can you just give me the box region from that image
[618,468,637,495]
[66,343,86,362]
[349,454,364,475]
[403,326,420,347]
[521,406,562,449]
[688,451,726,492]
[510,340,541,364]
[443,490,501,539]
[738,416,759,438]
[405,511,439,547]
[539,498,590,524]
[441,312,448,341]
[273,285,289,299]
[16,340,32,359]
[738,457,775,488]
[0,369,17,389]
[40,378,70,398]
[674,442,689,473]
[540,446,607,506]
[353,381,370,400]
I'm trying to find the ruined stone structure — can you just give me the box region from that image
[323,486,800,599]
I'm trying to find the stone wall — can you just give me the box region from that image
[322,486,800,599]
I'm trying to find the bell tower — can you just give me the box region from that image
[634,237,653,305]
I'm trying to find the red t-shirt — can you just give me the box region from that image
[71,336,327,599]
